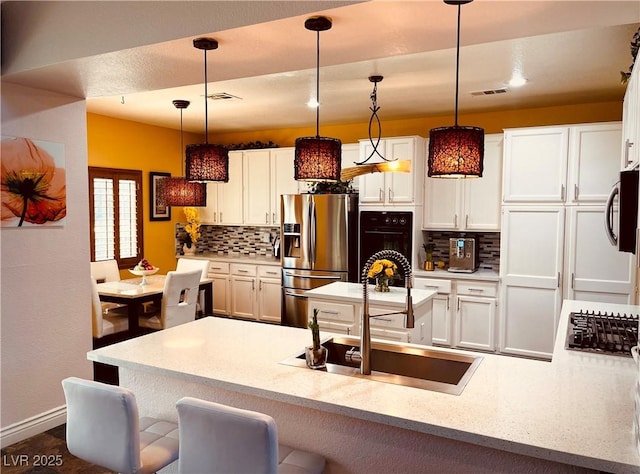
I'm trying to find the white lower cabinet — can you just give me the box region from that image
[415,276,498,353]
[209,260,281,323]
[309,300,357,336]
[454,281,497,352]
[207,262,230,316]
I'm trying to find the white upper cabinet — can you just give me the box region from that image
[622,63,639,169]
[200,151,243,225]
[567,123,622,203]
[423,133,503,230]
[271,147,299,225]
[502,126,569,203]
[358,136,425,206]
[503,123,622,205]
[244,149,272,226]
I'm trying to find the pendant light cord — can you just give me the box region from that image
[203,48,209,145]
[315,29,320,138]
[454,3,461,127]
[180,108,185,174]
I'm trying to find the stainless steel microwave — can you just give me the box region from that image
[605,168,639,254]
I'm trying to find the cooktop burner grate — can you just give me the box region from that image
[566,310,639,357]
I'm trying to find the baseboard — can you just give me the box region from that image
[0,405,66,449]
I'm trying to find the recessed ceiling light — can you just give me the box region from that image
[307,98,319,108]
[508,75,527,88]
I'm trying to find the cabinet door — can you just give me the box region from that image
[271,148,298,225]
[422,176,460,230]
[358,139,386,204]
[244,149,272,225]
[200,182,219,224]
[499,206,565,359]
[217,151,244,225]
[431,294,452,346]
[209,274,230,316]
[464,134,503,230]
[565,206,635,304]
[231,276,256,319]
[258,278,282,323]
[567,123,622,204]
[455,295,496,352]
[622,68,639,168]
[386,138,416,204]
[503,127,569,203]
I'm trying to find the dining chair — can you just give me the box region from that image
[138,269,201,330]
[91,278,129,343]
[62,377,179,474]
[176,397,326,474]
[176,258,210,316]
[90,259,121,283]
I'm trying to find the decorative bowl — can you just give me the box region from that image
[129,267,159,285]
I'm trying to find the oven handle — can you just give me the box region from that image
[604,183,619,246]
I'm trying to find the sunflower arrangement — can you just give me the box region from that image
[367,259,398,292]
[183,207,201,247]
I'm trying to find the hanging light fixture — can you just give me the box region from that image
[160,100,207,207]
[185,37,229,182]
[428,0,484,178]
[342,76,412,180]
[294,16,341,182]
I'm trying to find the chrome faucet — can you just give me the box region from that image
[356,249,414,375]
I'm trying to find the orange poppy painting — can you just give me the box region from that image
[1,136,67,227]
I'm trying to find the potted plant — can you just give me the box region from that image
[182,207,201,255]
[305,308,328,369]
[423,243,435,271]
[367,259,398,292]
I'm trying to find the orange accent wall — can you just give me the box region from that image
[87,99,622,271]
[87,113,203,275]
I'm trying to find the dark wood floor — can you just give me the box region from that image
[0,424,111,474]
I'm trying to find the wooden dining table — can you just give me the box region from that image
[96,274,214,335]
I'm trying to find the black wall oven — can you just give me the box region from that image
[359,211,412,286]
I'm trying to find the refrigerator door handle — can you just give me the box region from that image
[284,271,342,280]
[310,198,316,264]
[604,183,619,246]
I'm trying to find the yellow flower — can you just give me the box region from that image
[183,207,201,244]
[367,259,398,280]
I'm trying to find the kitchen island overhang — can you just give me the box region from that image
[88,300,639,473]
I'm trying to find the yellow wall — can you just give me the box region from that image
[87,99,622,271]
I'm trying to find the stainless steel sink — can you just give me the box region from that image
[280,336,482,395]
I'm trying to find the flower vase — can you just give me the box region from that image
[305,345,328,369]
[375,277,390,292]
[183,243,196,256]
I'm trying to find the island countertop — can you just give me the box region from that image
[304,281,436,308]
[89,300,640,473]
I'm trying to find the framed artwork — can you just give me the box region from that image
[149,172,171,221]
[1,136,67,228]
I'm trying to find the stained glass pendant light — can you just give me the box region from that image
[185,37,229,182]
[294,16,341,182]
[160,100,207,207]
[428,0,484,178]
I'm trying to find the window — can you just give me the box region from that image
[89,167,143,269]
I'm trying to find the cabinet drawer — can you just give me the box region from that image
[369,307,407,329]
[309,301,355,324]
[414,277,451,294]
[456,281,498,297]
[208,261,230,274]
[258,265,281,279]
[231,263,257,276]
[370,327,410,343]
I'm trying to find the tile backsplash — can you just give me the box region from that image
[176,224,279,256]
[421,231,501,271]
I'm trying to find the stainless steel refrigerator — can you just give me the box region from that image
[281,194,359,327]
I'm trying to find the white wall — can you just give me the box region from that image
[0,83,93,447]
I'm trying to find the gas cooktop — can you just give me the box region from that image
[565,310,638,357]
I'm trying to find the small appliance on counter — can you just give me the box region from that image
[448,237,479,273]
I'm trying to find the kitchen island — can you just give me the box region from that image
[88,300,639,473]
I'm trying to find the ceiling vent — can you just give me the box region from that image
[471,88,508,96]
[207,92,242,101]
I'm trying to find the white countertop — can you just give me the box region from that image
[304,281,436,308]
[178,253,281,266]
[413,267,499,281]
[89,299,640,473]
